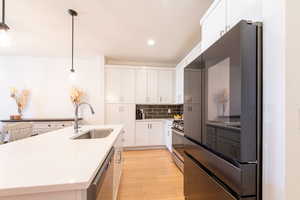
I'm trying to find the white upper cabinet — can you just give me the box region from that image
[135,69,148,103]
[121,68,136,103]
[227,0,262,29]
[200,0,262,52]
[105,68,121,103]
[135,69,158,104]
[176,64,184,104]
[105,67,135,103]
[158,70,175,104]
[147,70,158,104]
[135,68,174,104]
[201,0,227,51]
[106,66,175,105]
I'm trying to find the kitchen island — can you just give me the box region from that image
[0,125,124,200]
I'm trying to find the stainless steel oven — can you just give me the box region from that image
[172,125,184,172]
[87,148,114,200]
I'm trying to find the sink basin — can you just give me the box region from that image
[73,128,113,140]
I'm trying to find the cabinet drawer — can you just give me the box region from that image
[185,154,237,200]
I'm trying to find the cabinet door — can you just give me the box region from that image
[135,69,148,103]
[148,122,164,146]
[158,70,175,104]
[176,65,184,104]
[120,104,136,147]
[113,133,123,200]
[105,104,121,124]
[120,69,135,103]
[106,104,136,147]
[105,68,121,103]
[147,70,158,104]
[164,121,173,152]
[227,0,261,30]
[135,122,149,146]
[201,0,227,51]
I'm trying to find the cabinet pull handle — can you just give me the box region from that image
[226,25,231,32]
[160,97,162,102]
[220,30,225,37]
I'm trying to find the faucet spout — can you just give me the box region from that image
[74,102,95,133]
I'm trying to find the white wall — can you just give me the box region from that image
[285,0,300,199]
[262,0,300,199]
[0,56,105,125]
[262,0,286,199]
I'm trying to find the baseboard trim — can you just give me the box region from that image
[124,145,167,151]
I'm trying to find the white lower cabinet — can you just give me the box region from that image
[135,122,149,146]
[148,122,164,146]
[113,132,124,200]
[164,120,173,152]
[105,104,136,147]
[135,121,164,146]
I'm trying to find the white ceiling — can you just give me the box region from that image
[0,0,213,66]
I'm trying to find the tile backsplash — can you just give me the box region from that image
[136,104,183,119]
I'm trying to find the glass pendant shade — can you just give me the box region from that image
[0,28,11,47]
[69,70,77,81]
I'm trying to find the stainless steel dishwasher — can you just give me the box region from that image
[87,148,114,200]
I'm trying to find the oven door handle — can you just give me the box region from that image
[172,129,185,137]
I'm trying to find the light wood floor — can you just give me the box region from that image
[117,149,185,200]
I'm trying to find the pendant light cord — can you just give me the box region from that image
[2,0,5,24]
[68,9,77,73]
[71,14,74,72]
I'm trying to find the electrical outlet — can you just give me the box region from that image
[168,108,171,114]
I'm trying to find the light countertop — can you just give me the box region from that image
[0,118,83,122]
[0,124,123,197]
[136,118,174,122]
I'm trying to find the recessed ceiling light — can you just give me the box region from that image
[147,39,155,46]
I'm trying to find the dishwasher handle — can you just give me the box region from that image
[87,148,114,200]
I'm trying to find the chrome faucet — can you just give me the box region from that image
[74,102,95,133]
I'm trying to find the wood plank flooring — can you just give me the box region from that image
[118,150,184,200]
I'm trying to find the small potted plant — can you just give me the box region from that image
[10,88,30,120]
[216,89,229,117]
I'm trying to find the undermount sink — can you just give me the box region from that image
[73,128,113,140]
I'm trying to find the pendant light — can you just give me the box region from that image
[0,0,11,47]
[68,9,78,80]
